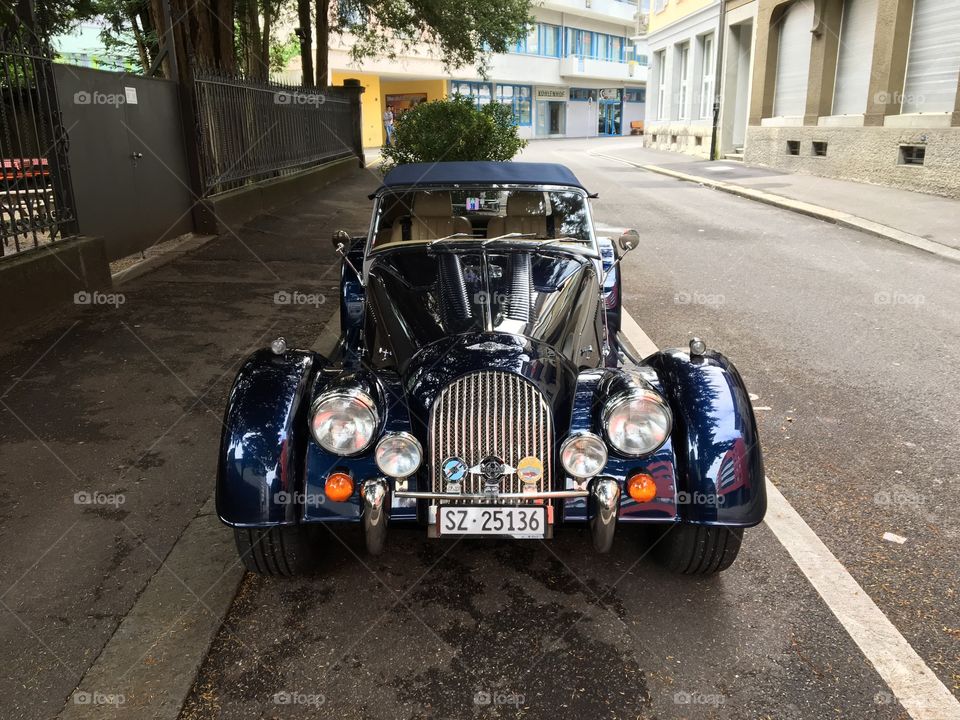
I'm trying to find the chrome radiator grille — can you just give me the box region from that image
[430,371,553,501]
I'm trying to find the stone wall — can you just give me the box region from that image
[743,126,960,199]
[644,121,713,158]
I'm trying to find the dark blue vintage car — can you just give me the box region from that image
[217,161,765,575]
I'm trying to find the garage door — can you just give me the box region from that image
[773,0,814,117]
[832,0,879,115]
[902,0,960,113]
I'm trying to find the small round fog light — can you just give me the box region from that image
[560,432,608,478]
[375,432,423,478]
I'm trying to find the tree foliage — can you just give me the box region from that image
[381,95,526,171]
[332,0,531,75]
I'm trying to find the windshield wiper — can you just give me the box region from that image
[482,232,537,245]
[427,232,475,248]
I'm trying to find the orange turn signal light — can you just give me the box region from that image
[627,473,657,503]
[325,472,354,502]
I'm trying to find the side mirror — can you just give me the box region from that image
[331,229,350,250]
[618,229,640,253]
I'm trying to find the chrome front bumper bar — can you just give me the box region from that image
[395,489,589,501]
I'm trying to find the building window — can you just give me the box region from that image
[812,141,828,156]
[656,50,666,120]
[654,0,666,11]
[898,145,926,165]
[624,87,646,103]
[700,34,715,119]
[636,53,649,66]
[496,84,532,125]
[902,0,960,113]
[512,23,562,58]
[450,80,492,108]
[677,43,690,120]
[564,29,629,62]
[786,140,801,155]
[570,88,598,101]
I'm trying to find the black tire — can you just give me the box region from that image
[233,525,321,576]
[652,524,744,575]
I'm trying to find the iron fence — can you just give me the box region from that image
[0,25,77,256]
[193,69,358,196]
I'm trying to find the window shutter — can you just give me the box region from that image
[773,0,814,117]
[833,0,879,115]
[902,0,960,113]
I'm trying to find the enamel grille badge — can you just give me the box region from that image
[442,457,468,483]
[517,456,544,485]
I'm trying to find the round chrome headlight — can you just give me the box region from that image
[375,432,423,478]
[603,390,672,456]
[309,389,379,455]
[560,432,608,478]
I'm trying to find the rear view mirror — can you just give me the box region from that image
[331,229,350,250]
[618,229,640,253]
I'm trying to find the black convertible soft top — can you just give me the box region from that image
[375,161,589,195]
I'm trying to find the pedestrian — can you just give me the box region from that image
[383,106,395,146]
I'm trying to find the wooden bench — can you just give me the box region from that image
[629,120,644,135]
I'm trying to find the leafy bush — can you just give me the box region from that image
[381,95,527,170]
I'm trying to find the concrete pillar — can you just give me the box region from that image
[748,1,784,124]
[863,0,915,126]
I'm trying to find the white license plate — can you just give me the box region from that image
[438,506,547,538]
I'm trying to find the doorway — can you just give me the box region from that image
[536,100,566,136]
[598,99,622,135]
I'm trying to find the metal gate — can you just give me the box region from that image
[0,25,78,257]
[54,65,194,261]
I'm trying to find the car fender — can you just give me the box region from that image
[216,349,315,527]
[647,348,766,526]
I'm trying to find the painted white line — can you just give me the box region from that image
[619,310,659,359]
[619,310,960,720]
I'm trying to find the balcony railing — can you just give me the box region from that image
[559,55,649,82]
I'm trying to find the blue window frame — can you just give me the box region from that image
[450,80,493,108]
[496,84,532,125]
[624,87,646,103]
[512,23,562,58]
[563,29,629,62]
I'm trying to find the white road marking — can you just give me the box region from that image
[620,310,960,720]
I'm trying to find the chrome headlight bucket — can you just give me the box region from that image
[560,432,608,478]
[603,389,672,457]
[309,388,379,456]
[375,432,423,478]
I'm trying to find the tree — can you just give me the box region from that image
[380,95,526,171]
[319,0,531,83]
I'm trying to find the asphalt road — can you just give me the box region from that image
[2,138,957,720]
[177,140,956,719]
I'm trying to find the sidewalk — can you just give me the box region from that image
[0,168,378,720]
[593,142,960,259]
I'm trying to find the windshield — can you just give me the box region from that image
[368,186,595,251]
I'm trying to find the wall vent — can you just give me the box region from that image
[786,140,800,156]
[898,145,926,166]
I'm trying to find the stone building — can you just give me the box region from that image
[741,0,960,197]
